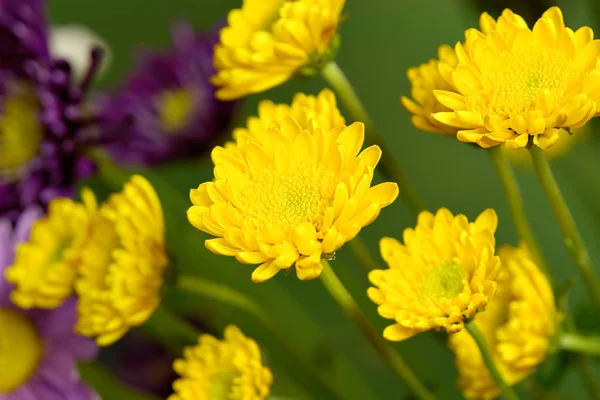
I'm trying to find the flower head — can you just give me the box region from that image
[169,325,273,400]
[5,196,92,309]
[99,23,236,165]
[212,0,345,100]
[0,208,98,399]
[368,208,501,341]
[449,243,558,399]
[401,44,458,134]
[0,0,100,222]
[428,7,600,149]
[188,93,398,282]
[75,175,168,346]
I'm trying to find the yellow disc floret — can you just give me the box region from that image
[169,325,273,400]
[188,115,399,282]
[0,308,43,393]
[158,88,196,133]
[212,0,346,100]
[0,88,43,182]
[449,243,558,399]
[75,175,168,346]
[5,198,91,309]
[430,7,600,149]
[368,208,501,341]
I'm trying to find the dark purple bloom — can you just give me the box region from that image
[98,22,236,165]
[0,0,101,223]
[0,208,99,400]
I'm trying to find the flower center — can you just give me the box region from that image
[0,308,43,393]
[157,89,196,133]
[209,371,239,399]
[0,91,43,182]
[240,165,331,231]
[482,48,574,115]
[419,261,467,302]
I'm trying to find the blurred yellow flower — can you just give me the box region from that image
[75,175,168,346]
[188,116,398,282]
[425,7,600,149]
[212,0,345,100]
[449,243,557,399]
[6,198,91,309]
[401,44,458,134]
[169,325,273,400]
[368,208,501,341]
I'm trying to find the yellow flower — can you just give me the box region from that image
[430,7,600,149]
[401,44,459,134]
[368,208,501,341]
[449,243,557,399]
[212,0,345,100]
[188,115,398,283]
[75,175,168,346]
[169,325,273,400]
[5,198,91,309]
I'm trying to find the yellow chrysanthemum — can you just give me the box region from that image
[5,198,91,309]
[428,7,600,149]
[75,175,168,346]
[169,325,273,400]
[449,243,558,399]
[368,208,501,341]
[212,0,346,100]
[188,116,398,282]
[401,44,459,134]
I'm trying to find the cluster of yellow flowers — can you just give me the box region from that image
[6,1,595,398]
[5,175,168,346]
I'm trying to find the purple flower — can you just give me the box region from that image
[0,208,99,400]
[0,0,101,222]
[98,22,236,165]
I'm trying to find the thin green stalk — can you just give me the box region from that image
[347,236,381,273]
[560,333,600,357]
[79,361,160,400]
[464,321,520,400]
[321,61,427,216]
[319,260,435,400]
[143,305,200,354]
[175,275,346,400]
[488,147,553,282]
[529,145,600,313]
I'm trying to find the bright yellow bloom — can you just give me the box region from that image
[401,44,459,134]
[449,243,557,399]
[428,7,600,149]
[188,116,398,282]
[5,198,91,309]
[75,175,168,346]
[0,309,43,393]
[212,0,345,100]
[169,325,273,400]
[368,208,501,341]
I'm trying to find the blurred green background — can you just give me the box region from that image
[50,0,600,398]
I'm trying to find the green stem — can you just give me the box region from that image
[576,354,600,400]
[347,236,381,273]
[464,321,520,400]
[488,147,553,282]
[529,145,600,313]
[79,361,160,400]
[560,333,600,357]
[175,275,346,400]
[143,305,200,354]
[319,260,435,400]
[321,61,427,216]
